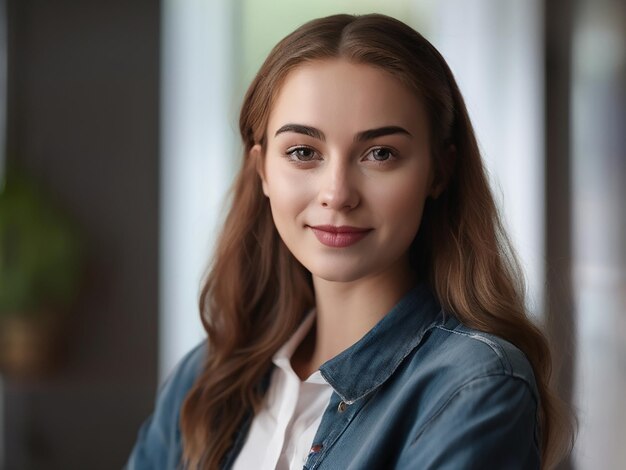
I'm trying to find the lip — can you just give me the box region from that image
[308,225,373,248]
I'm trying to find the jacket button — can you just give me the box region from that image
[337,401,348,413]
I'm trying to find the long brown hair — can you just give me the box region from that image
[181,13,574,469]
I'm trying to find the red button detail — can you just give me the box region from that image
[310,444,323,453]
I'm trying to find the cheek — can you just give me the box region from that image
[265,162,314,222]
[367,173,430,230]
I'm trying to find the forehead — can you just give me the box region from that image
[267,59,427,138]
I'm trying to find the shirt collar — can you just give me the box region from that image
[319,283,443,404]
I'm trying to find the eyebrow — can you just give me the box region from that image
[274,124,412,142]
[355,126,412,142]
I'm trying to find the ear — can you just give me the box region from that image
[251,144,269,197]
[429,144,456,199]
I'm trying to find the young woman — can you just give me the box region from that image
[127,13,573,470]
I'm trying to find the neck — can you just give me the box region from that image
[291,258,418,380]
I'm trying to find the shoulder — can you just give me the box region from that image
[396,314,541,435]
[160,341,208,406]
[394,317,541,467]
[126,341,207,470]
[148,340,207,425]
[418,315,539,401]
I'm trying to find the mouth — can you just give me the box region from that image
[307,225,373,248]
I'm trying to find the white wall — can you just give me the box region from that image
[159,0,239,380]
[426,0,545,317]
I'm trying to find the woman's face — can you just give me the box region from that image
[256,59,435,284]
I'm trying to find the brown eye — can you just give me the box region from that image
[287,147,318,161]
[364,147,396,163]
[372,148,391,161]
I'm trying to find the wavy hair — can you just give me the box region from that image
[180,13,574,469]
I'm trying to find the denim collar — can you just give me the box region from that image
[319,283,442,404]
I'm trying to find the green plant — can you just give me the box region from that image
[0,169,84,318]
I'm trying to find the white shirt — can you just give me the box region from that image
[232,311,334,470]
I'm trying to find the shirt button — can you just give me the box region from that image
[337,401,348,413]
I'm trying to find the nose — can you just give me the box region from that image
[317,159,360,211]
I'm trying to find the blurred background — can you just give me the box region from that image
[0,0,623,468]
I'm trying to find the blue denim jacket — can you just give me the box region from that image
[127,284,540,469]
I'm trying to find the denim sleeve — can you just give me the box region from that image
[400,373,540,469]
[125,342,206,470]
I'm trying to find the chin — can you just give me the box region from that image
[312,272,362,283]
[305,260,373,283]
